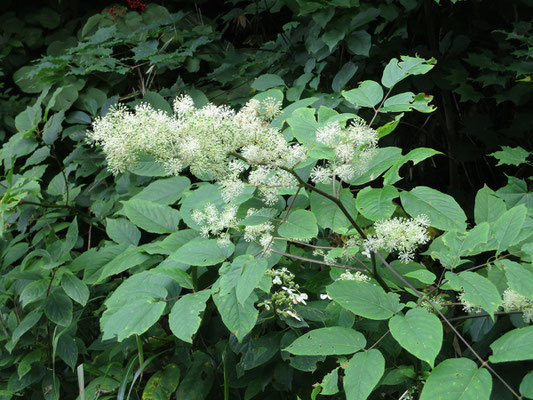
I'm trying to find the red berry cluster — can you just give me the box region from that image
[126,0,147,11]
[105,6,126,22]
[105,0,147,22]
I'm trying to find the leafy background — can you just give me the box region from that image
[0,0,532,399]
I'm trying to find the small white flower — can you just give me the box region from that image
[320,293,332,300]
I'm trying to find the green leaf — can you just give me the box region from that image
[322,29,345,51]
[142,91,172,115]
[383,148,442,186]
[142,364,181,400]
[356,185,398,221]
[332,62,358,92]
[42,111,64,145]
[460,271,501,317]
[389,309,443,367]
[490,146,530,166]
[379,92,416,112]
[420,358,491,400]
[350,147,403,185]
[491,204,527,254]
[132,176,190,205]
[287,107,319,145]
[61,272,90,306]
[400,186,467,231]
[346,30,371,57]
[284,327,366,356]
[251,74,285,91]
[520,371,533,398]
[381,56,436,89]
[499,259,533,299]
[490,325,533,363]
[169,290,211,343]
[376,113,403,138]
[171,238,234,266]
[310,187,357,234]
[98,245,150,282]
[152,266,194,289]
[342,80,383,108]
[121,199,180,234]
[278,209,318,239]
[128,153,167,177]
[59,217,78,259]
[474,185,506,224]
[213,288,258,342]
[327,280,402,320]
[496,176,533,209]
[132,176,191,205]
[6,309,42,352]
[319,367,339,395]
[344,349,385,400]
[44,290,73,326]
[106,218,141,245]
[236,257,269,305]
[100,271,169,341]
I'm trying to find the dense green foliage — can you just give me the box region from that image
[0,0,532,399]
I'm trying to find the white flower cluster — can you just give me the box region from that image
[361,215,430,263]
[191,203,238,246]
[501,289,533,323]
[88,96,303,204]
[337,271,371,282]
[261,267,308,321]
[311,120,378,183]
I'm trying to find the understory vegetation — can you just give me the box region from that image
[0,0,532,399]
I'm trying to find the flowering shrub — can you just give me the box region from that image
[82,56,533,399]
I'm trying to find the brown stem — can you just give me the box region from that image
[269,248,367,272]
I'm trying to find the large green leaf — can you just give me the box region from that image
[61,272,90,306]
[310,187,357,234]
[44,290,73,327]
[489,325,533,363]
[100,271,169,341]
[342,80,383,108]
[389,308,442,367]
[356,185,398,221]
[278,209,318,239]
[349,147,403,185]
[383,148,442,186]
[400,186,467,231]
[490,146,530,166]
[284,327,366,356]
[236,257,269,305]
[169,290,211,343]
[343,349,385,400]
[420,358,491,400]
[460,271,501,318]
[474,185,506,224]
[381,56,436,89]
[251,74,285,91]
[98,245,150,282]
[491,204,527,254]
[499,259,533,299]
[132,176,190,205]
[327,280,402,320]
[105,218,141,245]
[171,238,234,266]
[212,288,258,342]
[121,199,180,233]
[520,371,533,398]
[142,364,181,400]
